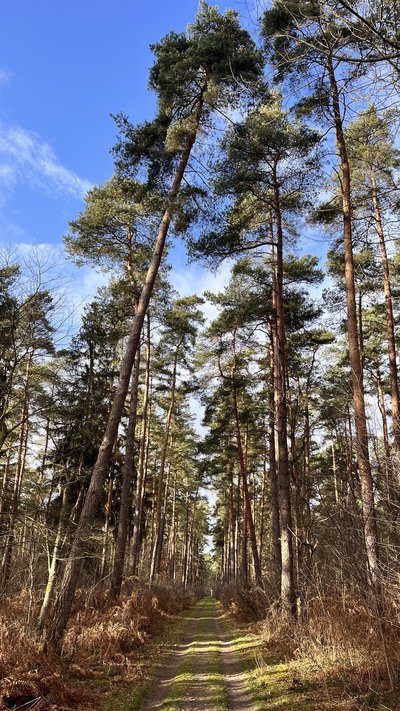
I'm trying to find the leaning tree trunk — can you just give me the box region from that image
[328,55,379,585]
[47,95,205,649]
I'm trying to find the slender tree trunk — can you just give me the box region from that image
[371,169,400,481]
[234,472,240,581]
[1,352,32,593]
[239,470,248,588]
[168,468,177,581]
[345,407,357,510]
[0,447,12,532]
[272,175,295,614]
[268,319,281,596]
[331,440,339,506]
[259,436,267,571]
[131,318,151,576]
[228,474,236,582]
[328,56,379,585]
[110,347,141,598]
[301,397,313,611]
[376,368,398,512]
[37,485,70,630]
[230,331,262,587]
[182,492,190,588]
[158,462,172,576]
[47,96,205,649]
[184,504,194,590]
[149,343,181,585]
[100,471,114,579]
[37,416,51,513]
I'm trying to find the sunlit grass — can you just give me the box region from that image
[161,597,228,711]
[100,601,199,711]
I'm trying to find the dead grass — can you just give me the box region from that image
[219,584,400,710]
[0,584,195,710]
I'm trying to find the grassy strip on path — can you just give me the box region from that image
[161,598,229,711]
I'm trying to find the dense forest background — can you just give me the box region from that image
[2,1,400,708]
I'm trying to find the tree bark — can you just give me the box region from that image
[168,467,177,581]
[37,484,70,630]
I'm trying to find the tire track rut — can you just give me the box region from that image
[139,598,256,711]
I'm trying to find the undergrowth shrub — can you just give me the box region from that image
[0,583,194,710]
[218,583,269,622]
[218,582,400,692]
[64,583,193,666]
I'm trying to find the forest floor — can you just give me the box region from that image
[93,597,399,711]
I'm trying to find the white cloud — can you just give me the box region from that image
[0,123,92,200]
[170,261,232,323]
[0,68,11,85]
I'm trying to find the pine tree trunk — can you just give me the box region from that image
[131,318,151,576]
[149,344,181,586]
[268,319,281,596]
[0,447,12,532]
[272,173,295,614]
[328,56,379,585]
[182,493,190,588]
[371,169,400,482]
[230,330,262,587]
[228,475,236,582]
[168,468,177,581]
[235,472,240,581]
[47,96,205,649]
[158,462,172,576]
[100,472,114,579]
[239,471,249,588]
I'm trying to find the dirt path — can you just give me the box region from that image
[139,598,257,711]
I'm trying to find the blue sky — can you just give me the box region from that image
[0,1,253,317]
[0,2,253,295]
[0,0,327,319]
